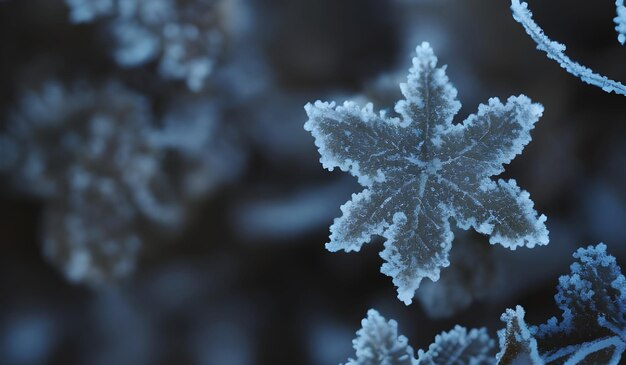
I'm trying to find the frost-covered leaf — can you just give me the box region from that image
[417,326,495,365]
[344,309,495,365]
[497,244,626,365]
[511,0,626,96]
[304,42,548,305]
[497,306,542,365]
[346,309,417,365]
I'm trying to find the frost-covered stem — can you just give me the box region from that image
[599,316,626,342]
[511,0,626,96]
[542,343,581,363]
[563,336,625,365]
[616,0,626,44]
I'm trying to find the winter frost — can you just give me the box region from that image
[304,42,548,305]
[498,244,626,365]
[345,309,495,365]
[511,0,626,96]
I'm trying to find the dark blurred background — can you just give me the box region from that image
[1,0,626,364]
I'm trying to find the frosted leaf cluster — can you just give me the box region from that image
[65,0,222,91]
[346,245,626,365]
[497,244,626,365]
[345,309,494,365]
[304,42,548,305]
[0,80,239,284]
[511,0,626,96]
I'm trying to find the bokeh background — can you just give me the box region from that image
[1,0,626,364]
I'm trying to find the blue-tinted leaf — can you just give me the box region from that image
[346,309,417,365]
[305,42,548,304]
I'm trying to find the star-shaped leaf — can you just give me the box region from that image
[304,42,549,304]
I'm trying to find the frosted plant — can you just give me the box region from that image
[511,0,626,96]
[344,309,495,365]
[304,42,548,305]
[0,80,241,284]
[417,326,495,365]
[65,0,222,91]
[497,306,542,365]
[346,309,417,365]
[497,244,626,365]
[616,0,626,45]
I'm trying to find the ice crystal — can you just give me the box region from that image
[497,244,626,365]
[345,309,495,365]
[511,0,626,96]
[65,0,222,91]
[304,42,548,305]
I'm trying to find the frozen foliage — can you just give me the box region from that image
[65,0,222,91]
[345,309,495,365]
[511,0,626,96]
[346,309,417,365]
[616,0,626,44]
[496,306,542,365]
[497,244,626,365]
[0,80,241,284]
[417,326,495,365]
[304,42,548,305]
